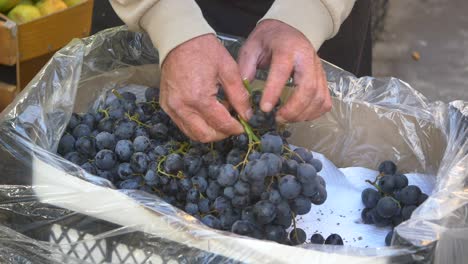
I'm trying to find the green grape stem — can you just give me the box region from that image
[112,89,124,99]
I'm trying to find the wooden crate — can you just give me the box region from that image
[0,0,94,110]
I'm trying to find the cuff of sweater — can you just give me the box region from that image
[140,0,215,65]
[260,0,333,50]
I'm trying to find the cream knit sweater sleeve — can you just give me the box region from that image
[110,0,356,64]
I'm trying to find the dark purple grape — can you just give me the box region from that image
[378,175,397,193]
[117,163,133,180]
[75,137,96,157]
[97,118,113,133]
[81,162,97,175]
[244,159,268,182]
[109,106,125,120]
[95,132,116,150]
[274,201,292,228]
[417,193,428,205]
[279,175,301,199]
[119,178,140,189]
[114,121,136,140]
[370,209,392,227]
[296,163,317,183]
[291,195,312,215]
[191,176,208,192]
[234,181,250,196]
[220,210,240,230]
[214,196,231,213]
[134,126,149,138]
[130,152,149,173]
[248,151,261,161]
[198,199,210,214]
[264,225,287,243]
[309,185,327,205]
[206,181,221,200]
[133,136,150,152]
[325,234,344,245]
[164,153,183,174]
[401,205,417,220]
[186,188,200,203]
[253,200,276,224]
[378,160,397,175]
[231,220,255,235]
[308,158,323,172]
[361,208,374,224]
[149,123,168,140]
[95,149,117,170]
[282,159,298,174]
[394,174,409,189]
[217,164,239,187]
[184,154,202,176]
[72,124,91,139]
[395,185,421,205]
[361,188,381,208]
[289,228,307,245]
[232,194,250,208]
[115,140,134,162]
[291,147,313,163]
[310,233,325,244]
[376,197,400,218]
[260,153,282,176]
[67,113,81,131]
[64,152,87,165]
[58,134,76,155]
[260,133,283,155]
[225,148,244,166]
[82,113,96,130]
[185,203,199,215]
[145,87,159,102]
[223,186,235,199]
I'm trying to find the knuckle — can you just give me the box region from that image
[323,98,332,112]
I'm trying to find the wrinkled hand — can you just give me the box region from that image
[238,19,331,123]
[160,34,252,142]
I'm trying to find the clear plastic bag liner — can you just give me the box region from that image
[0,26,466,263]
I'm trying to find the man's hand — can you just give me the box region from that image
[160,34,252,143]
[238,19,331,123]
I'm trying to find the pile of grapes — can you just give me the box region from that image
[361,161,429,246]
[57,84,330,246]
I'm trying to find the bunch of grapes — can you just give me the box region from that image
[57,84,329,246]
[361,161,429,246]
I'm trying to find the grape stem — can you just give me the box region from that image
[98,109,110,119]
[112,89,124,100]
[157,155,183,179]
[283,145,305,163]
[125,113,151,128]
[239,118,260,144]
[365,179,385,193]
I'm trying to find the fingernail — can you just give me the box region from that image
[262,102,273,113]
[245,109,253,120]
[276,116,286,124]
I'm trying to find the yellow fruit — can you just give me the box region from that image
[7,4,41,24]
[0,0,20,13]
[36,0,67,16]
[64,0,83,7]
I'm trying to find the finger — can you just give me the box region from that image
[276,59,320,123]
[197,99,244,135]
[175,108,228,143]
[162,97,228,142]
[238,40,262,82]
[260,52,294,113]
[218,57,253,120]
